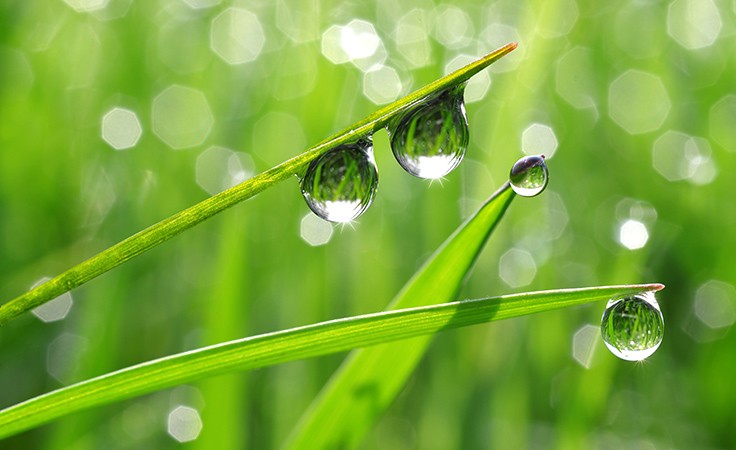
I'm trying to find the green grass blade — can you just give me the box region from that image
[0,42,517,327]
[0,283,663,440]
[285,182,514,449]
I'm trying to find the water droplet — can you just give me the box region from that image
[509,155,548,197]
[387,85,469,179]
[600,292,664,361]
[300,138,378,223]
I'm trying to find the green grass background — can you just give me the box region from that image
[1,0,735,448]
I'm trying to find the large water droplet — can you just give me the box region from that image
[387,85,469,179]
[509,155,548,197]
[300,139,378,223]
[600,292,664,361]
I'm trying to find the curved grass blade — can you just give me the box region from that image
[0,43,517,327]
[0,283,663,440]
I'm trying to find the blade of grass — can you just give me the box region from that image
[0,283,663,440]
[284,181,513,449]
[0,43,517,326]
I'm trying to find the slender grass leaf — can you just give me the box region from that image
[0,283,663,440]
[0,43,517,326]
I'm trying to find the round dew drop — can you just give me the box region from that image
[600,292,664,362]
[509,155,549,197]
[387,85,469,179]
[300,139,378,223]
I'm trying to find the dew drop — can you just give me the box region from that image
[300,138,378,223]
[387,85,469,179]
[600,292,664,361]
[509,155,549,197]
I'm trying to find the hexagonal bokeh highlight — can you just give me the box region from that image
[63,0,109,12]
[46,333,88,383]
[618,219,648,250]
[152,85,214,150]
[572,324,599,369]
[445,55,490,103]
[709,95,736,152]
[101,107,142,150]
[393,9,431,68]
[694,280,736,330]
[211,8,265,65]
[300,213,334,246]
[498,248,537,288]
[652,131,717,185]
[667,0,722,50]
[433,6,473,50]
[536,0,578,38]
[555,46,597,110]
[521,123,558,159]
[276,0,320,43]
[184,0,221,9]
[31,277,73,323]
[608,70,671,135]
[167,406,203,443]
[321,19,387,72]
[363,65,403,105]
[195,146,255,195]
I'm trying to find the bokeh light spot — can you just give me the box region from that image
[363,65,403,105]
[393,9,432,68]
[444,55,490,103]
[572,324,599,369]
[31,277,73,323]
[555,46,597,110]
[433,6,473,49]
[667,0,722,50]
[499,248,537,288]
[618,219,648,250]
[167,406,203,442]
[152,85,214,150]
[608,70,671,135]
[102,107,142,150]
[47,333,88,383]
[694,280,736,329]
[300,213,334,246]
[521,123,558,159]
[195,146,254,196]
[63,0,109,13]
[276,0,320,43]
[183,0,221,9]
[709,94,736,152]
[321,20,387,72]
[652,131,717,185]
[211,8,265,65]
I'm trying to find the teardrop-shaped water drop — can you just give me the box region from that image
[300,138,378,223]
[600,292,664,361]
[509,155,549,197]
[387,85,469,179]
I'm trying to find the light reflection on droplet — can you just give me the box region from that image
[152,85,214,150]
[31,277,73,323]
[167,405,203,443]
[444,55,491,103]
[498,248,537,288]
[608,70,671,135]
[618,219,649,250]
[300,213,334,246]
[521,123,558,159]
[102,107,142,150]
[211,8,265,65]
[694,280,736,330]
[667,0,722,50]
[572,324,600,369]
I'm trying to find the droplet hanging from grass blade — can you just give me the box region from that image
[300,138,378,223]
[509,155,548,197]
[387,85,469,179]
[600,292,664,361]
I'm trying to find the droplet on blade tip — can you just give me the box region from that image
[600,292,664,362]
[509,154,549,197]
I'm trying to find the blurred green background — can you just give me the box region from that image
[1,0,735,448]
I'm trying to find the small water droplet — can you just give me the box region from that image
[600,292,664,361]
[300,138,378,223]
[387,85,469,179]
[509,154,548,197]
